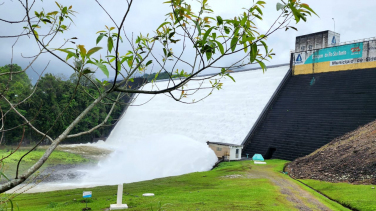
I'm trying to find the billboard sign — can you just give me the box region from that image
[294,42,364,66]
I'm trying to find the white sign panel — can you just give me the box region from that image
[83,191,92,198]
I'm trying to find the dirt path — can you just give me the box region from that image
[247,163,333,211]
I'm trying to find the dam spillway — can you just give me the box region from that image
[107,65,290,146]
[84,65,290,185]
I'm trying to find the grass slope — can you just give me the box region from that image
[300,179,376,211]
[9,160,346,211]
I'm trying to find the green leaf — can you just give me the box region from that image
[206,51,212,60]
[96,33,105,45]
[55,48,78,60]
[276,2,284,11]
[260,40,268,53]
[62,7,67,14]
[0,172,10,181]
[67,51,78,61]
[47,11,59,16]
[82,68,94,74]
[107,37,114,53]
[203,27,214,42]
[78,45,86,59]
[117,62,121,75]
[224,26,230,34]
[169,32,175,39]
[94,62,109,78]
[289,3,301,23]
[255,6,263,15]
[250,43,258,63]
[214,41,224,55]
[233,27,240,37]
[146,60,153,66]
[243,42,248,53]
[230,36,239,52]
[256,59,267,73]
[216,16,223,25]
[86,47,102,58]
[42,19,52,24]
[301,4,319,17]
[256,1,266,5]
[226,73,236,82]
[157,22,171,30]
[33,30,39,40]
[240,15,247,26]
[193,20,201,36]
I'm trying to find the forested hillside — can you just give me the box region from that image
[0,64,144,145]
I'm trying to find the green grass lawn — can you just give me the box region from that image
[5,160,346,211]
[300,179,376,211]
[0,148,89,181]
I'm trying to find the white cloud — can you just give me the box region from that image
[0,0,375,83]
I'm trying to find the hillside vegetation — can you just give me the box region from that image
[0,64,132,145]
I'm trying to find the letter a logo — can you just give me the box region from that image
[296,54,302,62]
[332,36,336,45]
[295,54,303,64]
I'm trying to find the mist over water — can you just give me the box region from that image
[17,66,289,193]
[83,134,218,186]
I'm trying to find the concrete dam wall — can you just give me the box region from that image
[242,67,376,161]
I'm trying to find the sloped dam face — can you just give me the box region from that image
[20,65,290,192]
[87,65,289,185]
[243,67,376,161]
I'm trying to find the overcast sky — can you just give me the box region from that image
[1,0,376,84]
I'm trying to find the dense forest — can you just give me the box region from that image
[0,64,145,145]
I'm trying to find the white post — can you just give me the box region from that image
[110,184,128,210]
[117,184,123,205]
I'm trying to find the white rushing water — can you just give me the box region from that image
[17,65,289,193]
[107,65,289,145]
[83,65,289,185]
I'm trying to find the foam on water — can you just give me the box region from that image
[82,134,217,186]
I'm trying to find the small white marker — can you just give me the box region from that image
[142,193,155,197]
[110,184,128,210]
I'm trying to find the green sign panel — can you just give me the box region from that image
[304,43,363,64]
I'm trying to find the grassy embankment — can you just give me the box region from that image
[0,148,89,181]
[299,179,376,211]
[10,160,347,211]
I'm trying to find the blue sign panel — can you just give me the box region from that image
[304,42,363,64]
[83,191,92,198]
